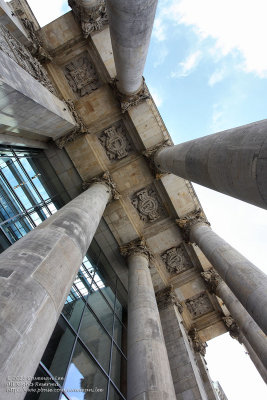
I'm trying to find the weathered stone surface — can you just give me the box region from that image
[131,185,165,223]
[185,292,214,319]
[64,52,100,97]
[99,121,131,160]
[161,244,193,275]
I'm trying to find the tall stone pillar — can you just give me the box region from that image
[120,240,176,400]
[201,269,267,371]
[154,119,267,209]
[0,172,118,400]
[106,0,158,95]
[156,287,210,400]
[177,210,267,335]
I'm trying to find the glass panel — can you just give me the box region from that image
[109,383,123,400]
[115,281,127,320]
[41,317,75,379]
[24,365,60,400]
[79,306,111,372]
[111,345,127,397]
[63,341,107,400]
[62,292,86,331]
[87,289,114,334]
[113,316,127,355]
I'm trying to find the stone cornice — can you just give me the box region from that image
[82,171,120,201]
[55,100,90,149]
[156,286,183,313]
[68,0,108,38]
[201,269,223,294]
[188,328,207,356]
[120,238,153,262]
[143,140,172,179]
[176,209,210,243]
[110,77,150,113]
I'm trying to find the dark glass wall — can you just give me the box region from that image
[0,146,127,400]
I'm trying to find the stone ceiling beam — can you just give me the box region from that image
[106,0,158,95]
[0,0,30,45]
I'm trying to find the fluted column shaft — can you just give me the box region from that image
[0,181,111,400]
[188,222,267,335]
[127,253,176,400]
[106,0,158,95]
[154,119,267,209]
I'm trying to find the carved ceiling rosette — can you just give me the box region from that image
[185,292,214,319]
[64,53,100,97]
[161,244,193,275]
[99,123,131,161]
[132,186,165,223]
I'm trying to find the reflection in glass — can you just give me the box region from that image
[87,290,114,335]
[63,341,107,400]
[41,317,75,380]
[79,306,111,372]
[111,345,127,397]
[109,383,123,400]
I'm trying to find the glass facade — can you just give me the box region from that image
[0,146,127,400]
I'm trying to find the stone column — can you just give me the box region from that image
[156,287,209,400]
[120,239,176,400]
[0,172,118,400]
[106,0,158,95]
[201,269,267,370]
[177,210,267,335]
[154,119,267,209]
[239,332,267,384]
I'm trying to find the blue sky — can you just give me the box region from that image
[22,1,267,399]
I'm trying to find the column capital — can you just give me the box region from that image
[68,0,108,38]
[110,77,150,113]
[188,328,207,356]
[143,140,172,178]
[201,269,223,294]
[176,209,210,242]
[82,171,120,201]
[55,100,90,148]
[223,315,241,341]
[156,286,183,313]
[120,238,153,263]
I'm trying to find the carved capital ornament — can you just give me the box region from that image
[201,269,223,294]
[143,140,172,178]
[156,286,183,313]
[176,209,210,242]
[82,171,120,201]
[188,328,207,356]
[110,77,150,113]
[120,238,153,263]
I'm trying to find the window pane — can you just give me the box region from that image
[63,341,107,400]
[79,306,111,372]
[87,289,114,334]
[111,345,127,397]
[24,365,60,400]
[41,317,75,379]
[62,293,86,331]
[109,383,123,400]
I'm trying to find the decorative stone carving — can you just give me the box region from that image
[0,25,55,94]
[99,122,131,161]
[161,244,193,275]
[55,100,90,149]
[201,269,223,294]
[188,328,207,356]
[143,140,172,178]
[176,209,210,242]
[185,292,214,318]
[223,316,240,341]
[20,17,52,63]
[110,77,150,113]
[82,171,120,201]
[64,53,100,97]
[68,0,108,38]
[132,186,165,223]
[156,286,183,312]
[120,238,153,263]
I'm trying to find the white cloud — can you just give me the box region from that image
[164,0,267,77]
[149,87,163,107]
[153,46,169,68]
[208,68,226,86]
[153,17,167,41]
[171,50,202,78]
[27,0,69,27]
